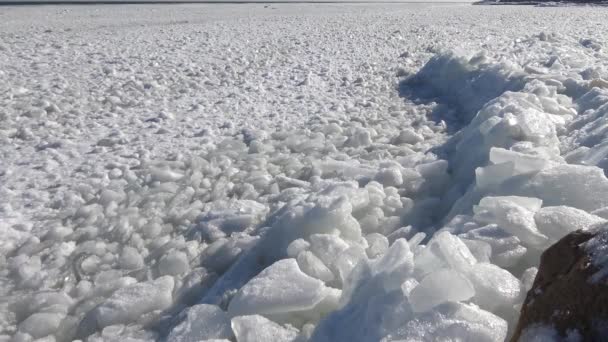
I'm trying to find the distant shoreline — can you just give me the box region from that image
[474,0,608,5]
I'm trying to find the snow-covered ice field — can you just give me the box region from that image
[2,3,608,341]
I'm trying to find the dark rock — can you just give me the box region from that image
[511,228,608,341]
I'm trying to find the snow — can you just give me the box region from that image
[2,3,608,342]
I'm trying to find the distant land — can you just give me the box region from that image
[478,0,608,4]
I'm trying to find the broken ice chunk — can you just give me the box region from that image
[372,239,415,292]
[335,245,367,285]
[167,304,232,342]
[535,206,606,243]
[394,129,424,145]
[374,167,403,187]
[158,250,190,276]
[81,276,174,333]
[299,197,362,241]
[297,251,335,283]
[520,267,538,293]
[474,196,548,248]
[231,315,298,342]
[227,259,327,316]
[461,239,492,263]
[428,231,477,272]
[514,108,557,142]
[475,162,515,189]
[392,302,508,342]
[459,224,527,268]
[18,312,65,339]
[524,164,608,211]
[462,263,521,311]
[489,147,550,175]
[409,269,475,313]
[414,231,476,278]
[308,234,350,277]
[286,239,310,258]
[365,233,389,258]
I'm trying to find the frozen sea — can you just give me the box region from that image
[2,3,608,341]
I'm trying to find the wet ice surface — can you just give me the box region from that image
[2,3,608,341]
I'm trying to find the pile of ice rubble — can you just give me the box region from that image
[5,34,608,342]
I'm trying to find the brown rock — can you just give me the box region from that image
[511,229,608,341]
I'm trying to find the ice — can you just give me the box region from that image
[312,286,413,342]
[461,239,492,263]
[407,232,426,250]
[414,231,476,278]
[227,259,327,316]
[335,246,367,285]
[372,239,415,292]
[388,302,508,342]
[374,168,404,187]
[394,129,424,145]
[520,267,538,293]
[365,233,389,258]
[475,162,515,189]
[231,315,299,342]
[515,108,558,143]
[489,147,550,175]
[408,51,526,124]
[344,128,372,148]
[286,239,311,258]
[459,224,528,268]
[462,263,521,311]
[428,231,477,272]
[18,312,65,339]
[523,164,608,211]
[308,234,350,277]
[474,196,549,247]
[150,166,184,183]
[118,246,144,270]
[535,206,606,242]
[297,251,335,283]
[79,276,174,335]
[4,4,608,341]
[158,250,190,276]
[409,269,475,313]
[167,304,232,342]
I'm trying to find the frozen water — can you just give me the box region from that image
[522,164,608,211]
[227,259,327,316]
[3,3,608,341]
[463,263,521,312]
[535,206,606,243]
[409,269,475,313]
[489,148,550,175]
[231,315,299,342]
[167,304,232,342]
[386,302,508,341]
[79,276,174,336]
[158,250,190,276]
[18,312,65,339]
[474,196,549,248]
[297,251,335,283]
